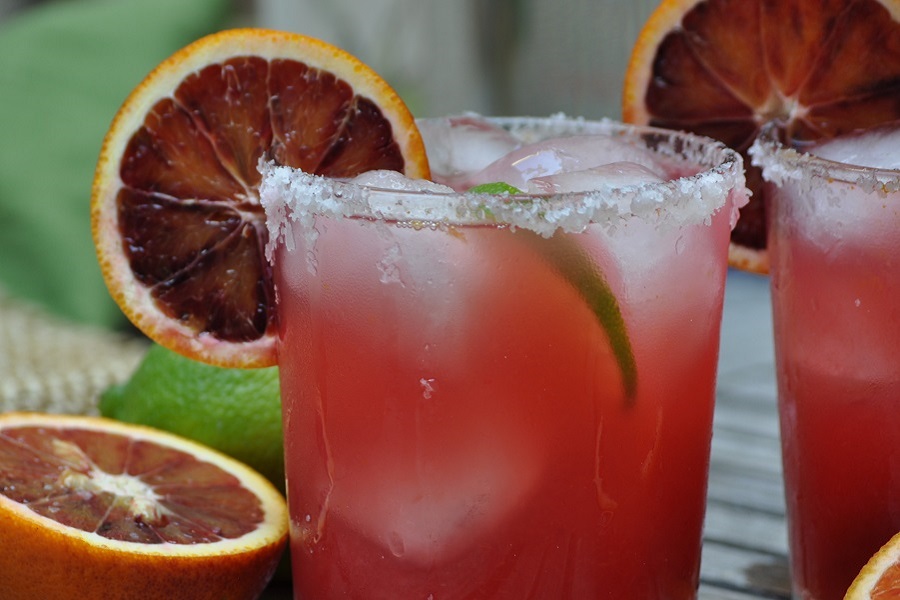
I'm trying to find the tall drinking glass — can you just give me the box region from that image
[752,126,900,600]
[261,116,747,599]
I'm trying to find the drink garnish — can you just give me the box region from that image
[623,0,900,274]
[468,182,637,402]
[91,29,429,369]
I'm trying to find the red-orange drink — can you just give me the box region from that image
[262,117,747,598]
[754,125,900,600]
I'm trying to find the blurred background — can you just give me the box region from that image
[0,0,658,330]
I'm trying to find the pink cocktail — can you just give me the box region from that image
[752,125,900,600]
[262,116,747,598]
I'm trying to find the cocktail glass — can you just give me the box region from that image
[752,125,900,600]
[261,116,747,599]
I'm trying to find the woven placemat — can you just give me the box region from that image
[0,289,148,415]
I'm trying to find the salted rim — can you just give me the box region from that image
[750,123,900,195]
[260,115,749,253]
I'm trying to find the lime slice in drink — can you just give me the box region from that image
[468,182,523,195]
[468,183,637,401]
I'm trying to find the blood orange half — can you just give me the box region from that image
[0,412,288,600]
[91,28,430,367]
[844,530,900,599]
[623,0,900,273]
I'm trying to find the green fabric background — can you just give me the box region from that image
[0,0,232,329]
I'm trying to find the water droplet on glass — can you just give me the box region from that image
[377,243,404,285]
[388,531,405,557]
[420,378,436,400]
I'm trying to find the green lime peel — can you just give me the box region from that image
[468,183,637,402]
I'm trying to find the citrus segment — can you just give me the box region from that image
[100,343,284,491]
[0,412,288,600]
[844,530,900,599]
[524,231,637,401]
[623,0,900,273]
[92,28,429,367]
[468,182,637,400]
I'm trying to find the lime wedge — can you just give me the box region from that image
[469,183,637,401]
[468,182,523,195]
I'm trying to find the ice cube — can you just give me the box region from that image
[418,116,521,189]
[333,445,541,567]
[527,161,666,194]
[351,169,455,193]
[810,123,900,170]
[462,135,668,192]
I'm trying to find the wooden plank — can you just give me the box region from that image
[707,470,785,518]
[712,394,780,440]
[710,432,784,480]
[699,582,787,600]
[700,540,792,599]
[716,362,778,402]
[704,500,788,556]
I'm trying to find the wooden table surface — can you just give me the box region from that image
[264,270,793,600]
[699,271,792,599]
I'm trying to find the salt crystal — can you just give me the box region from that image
[260,117,748,250]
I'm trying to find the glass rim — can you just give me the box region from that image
[750,122,900,189]
[260,115,748,239]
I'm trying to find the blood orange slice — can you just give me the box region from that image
[623,0,900,273]
[92,28,430,367]
[0,412,288,600]
[844,530,900,599]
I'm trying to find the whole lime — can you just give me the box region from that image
[100,343,284,491]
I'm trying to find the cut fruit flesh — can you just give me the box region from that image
[623,0,900,273]
[92,28,429,367]
[844,530,900,599]
[0,412,287,549]
[0,412,288,600]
